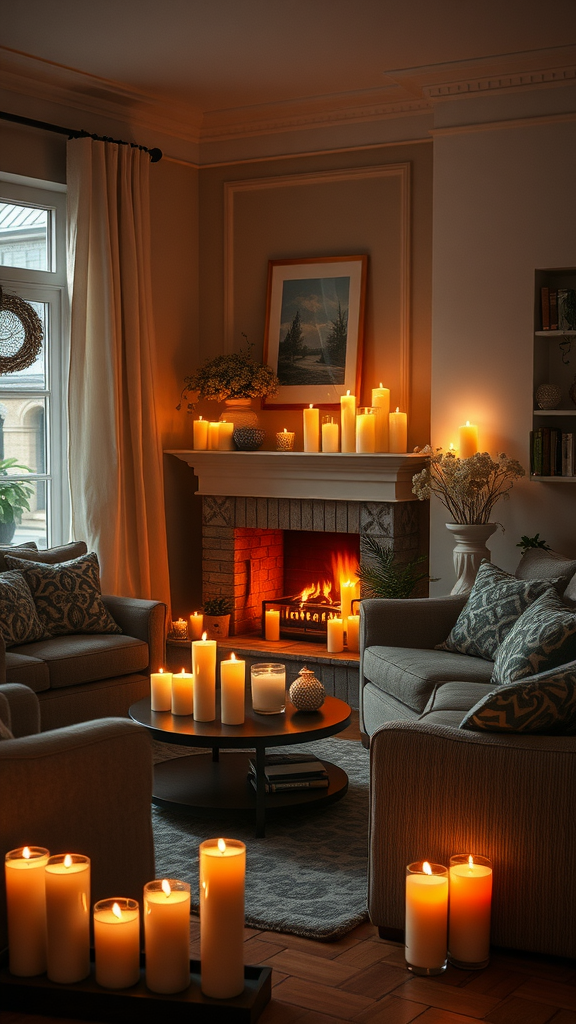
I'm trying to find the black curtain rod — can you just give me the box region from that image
[0,110,162,162]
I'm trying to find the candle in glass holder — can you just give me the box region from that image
[171,668,194,716]
[150,668,172,712]
[340,390,356,452]
[327,616,344,653]
[217,421,234,450]
[208,421,220,449]
[192,633,217,721]
[220,653,245,725]
[303,405,319,452]
[93,898,140,990]
[193,416,209,450]
[322,415,339,452]
[346,614,360,652]
[389,407,407,453]
[200,839,246,999]
[276,428,295,451]
[459,421,478,459]
[144,879,190,994]
[372,384,390,451]
[189,611,204,640]
[171,618,188,639]
[265,607,280,641]
[405,861,448,976]
[251,662,286,714]
[5,846,49,976]
[45,854,91,984]
[356,407,376,453]
[448,854,493,969]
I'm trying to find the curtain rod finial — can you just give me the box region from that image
[149,148,162,163]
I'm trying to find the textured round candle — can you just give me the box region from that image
[144,879,190,994]
[405,862,448,974]
[5,846,49,976]
[200,839,246,999]
[171,618,188,639]
[276,429,295,450]
[93,898,140,990]
[448,854,492,968]
[45,854,91,984]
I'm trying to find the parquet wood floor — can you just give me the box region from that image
[2,717,574,1024]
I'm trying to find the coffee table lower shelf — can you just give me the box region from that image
[153,752,348,815]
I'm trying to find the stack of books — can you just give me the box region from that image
[531,429,575,476]
[248,752,329,793]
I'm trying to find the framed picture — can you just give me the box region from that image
[262,255,367,408]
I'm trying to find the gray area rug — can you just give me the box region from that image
[151,737,370,941]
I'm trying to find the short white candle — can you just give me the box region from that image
[200,839,246,999]
[171,668,194,716]
[150,668,172,712]
[346,614,360,652]
[389,407,408,453]
[93,898,140,990]
[193,416,209,450]
[303,405,320,452]
[189,611,204,640]
[45,854,91,984]
[448,854,493,967]
[405,861,448,973]
[355,407,376,453]
[192,633,217,722]
[208,421,220,449]
[322,417,339,452]
[458,421,479,459]
[143,879,190,994]
[5,846,49,977]
[265,607,280,641]
[251,662,286,714]
[372,384,390,451]
[340,390,356,452]
[217,420,235,450]
[327,617,344,653]
[220,653,245,725]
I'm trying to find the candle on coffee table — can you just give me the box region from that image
[150,668,172,712]
[251,663,286,714]
[171,668,194,716]
[220,654,245,725]
[192,633,217,722]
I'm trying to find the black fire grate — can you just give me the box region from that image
[262,597,342,642]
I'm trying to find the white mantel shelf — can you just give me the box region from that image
[165,450,427,502]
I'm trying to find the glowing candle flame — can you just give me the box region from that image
[230,653,236,662]
[23,847,31,859]
[468,855,474,869]
[395,406,400,413]
[180,668,186,675]
[202,632,207,641]
[158,667,164,674]
[283,427,287,433]
[218,838,226,854]
[64,855,73,869]
[309,403,313,409]
[161,879,171,897]
[423,861,432,875]
[379,381,383,388]
[466,420,471,426]
[112,902,122,920]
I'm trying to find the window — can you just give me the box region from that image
[0,176,69,547]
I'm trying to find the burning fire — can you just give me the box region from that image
[295,551,359,606]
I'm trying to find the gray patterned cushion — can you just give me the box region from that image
[4,551,122,639]
[515,548,576,594]
[460,664,576,734]
[491,589,576,686]
[438,560,557,661]
[0,570,45,647]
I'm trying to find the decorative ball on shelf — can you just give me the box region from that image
[289,666,325,712]
[535,383,562,410]
[233,427,266,450]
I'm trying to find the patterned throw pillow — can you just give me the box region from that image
[460,664,576,734]
[438,560,557,661]
[491,589,576,686]
[515,548,576,593]
[4,552,122,639]
[0,570,45,647]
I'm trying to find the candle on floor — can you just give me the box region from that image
[372,384,390,451]
[200,839,246,999]
[5,846,50,977]
[93,898,140,990]
[150,668,172,712]
[217,420,235,450]
[355,407,376,453]
[458,421,478,459]
[276,428,295,451]
[171,668,194,716]
[340,390,356,452]
[389,407,407,453]
[193,416,208,450]
[303,405,320,452]
[143,879,190,994]
[327,616,344,653]
[265,607,280,641]
[208,421,220,449]
[45,854,91,984]
[346,614,360,652]
[448,854,493,969]
[220,653,245,725]
[250,663,286,714]
[405,861,448,975]
[322,415,339,453]
[192,633,217,722]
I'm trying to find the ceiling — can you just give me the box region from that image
[2,0,576,119]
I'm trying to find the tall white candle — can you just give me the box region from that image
[251,663,286,714]
[93,898,140,990]
[193,417,209,450]
[322,417,339,452]
[192,633,217,721]
[220,653,245,725]
[200,839,246,999]
[208,421,220,449]
[355,407,376,453]
[189,611,204,640]
[5,846,49,976]
[171,668,194,716]
[45,854,91,984]
[372,384,390,451]
[327,617,344,653]
[448,854,492,968]
[265,608,280,641]
[458,421,479,459]
[389,407,408,453]
[339,577,357,623]
[217,421,235,450]
[303,405,320,452]
[144,879,190,994]
[150,668,172,712]
[405,861,448,974]
[346,614,360,652]
[340,390,356,452]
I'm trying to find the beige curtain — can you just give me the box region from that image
[67,137,170,610]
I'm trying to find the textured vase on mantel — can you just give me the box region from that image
[218,398,259,430]
[446,522,498,595]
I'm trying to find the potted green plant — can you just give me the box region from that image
[356,535,433,599]
[177,338,279,430]
[0,457,34,545]
[202,597,233,639]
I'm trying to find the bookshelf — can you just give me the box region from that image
[532,268,576,482]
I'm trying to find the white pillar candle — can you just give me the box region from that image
[265,608,280,641]
[346,614,360,652]
[389,407,408,453]
[322,417,339,452]
[200,839,246,1000]
[45,854,91,984]
[448,854,493,968]
[339,577,356,623]
[458,421,479,459]
[193,416,209,450]
[171,669,194,716]
[143,879,190,994]
[93,898,140,990]
[189,611,204,640]
[192,633,217,722]
[405,861,448,974]
[340,390,356,452]
[250,662,286,714]
[150,668,172,712]
[217,420,235,450]
[303,405,319,452]
[372,384,390,451]
[327,617,344,653]
[5,846,49,977]
[208,421,220,449]
[355,407,376,453]
[220,653,245,725]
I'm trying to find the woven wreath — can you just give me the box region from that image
[0,287,44,374]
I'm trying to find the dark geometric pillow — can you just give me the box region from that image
[437,560,557,661]
[491,589,576,686]
[4,551,121,639]
[0,570,45,647]
[460,663,576,734]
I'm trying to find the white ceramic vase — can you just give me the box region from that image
[446,522,498,595]
[218,398,258,429]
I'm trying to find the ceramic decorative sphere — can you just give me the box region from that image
[289,667,325,712]
[535,383,562,409]
[233,427,266,450]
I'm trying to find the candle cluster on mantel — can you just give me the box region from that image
[193,416,235,450]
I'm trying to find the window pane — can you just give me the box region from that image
[0,396,47,474]
[0,202,49,271]
[9,479,48,549]
[0,299,47,390]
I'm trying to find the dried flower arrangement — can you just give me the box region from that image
[177,338,279,411]
[412,446,525,525]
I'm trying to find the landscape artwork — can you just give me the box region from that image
[263,256,366,408]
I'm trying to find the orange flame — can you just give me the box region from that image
[423,861,432,875]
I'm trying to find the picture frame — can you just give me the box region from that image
[262,255,367,408]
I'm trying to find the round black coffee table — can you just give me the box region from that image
[129,695,351,837]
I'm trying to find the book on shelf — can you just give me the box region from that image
[248,775,329,793]
[541,286,550,330]
[531,429,575,477]
[550,429,562,476]
[248,752,327,779]
[562,433,575,476]
[558,288,576,331]
[549,290,559,331]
